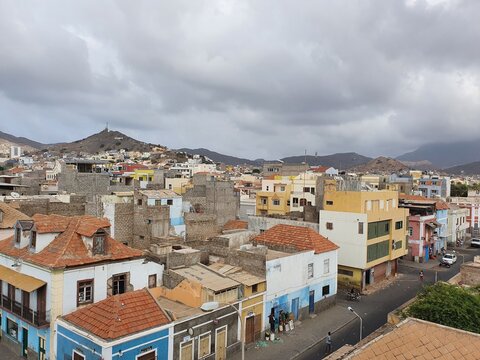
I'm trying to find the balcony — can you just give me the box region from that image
[0,295,49,327]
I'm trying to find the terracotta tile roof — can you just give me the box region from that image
[254,224,339,254]
[435,200,450,210]
[64,289,171,340]
[0,203,30,229]
[399,194,429,201]
[0,215,143,269]
[223,220,248,231]
[312,166,329,173]
[345,318,480,360]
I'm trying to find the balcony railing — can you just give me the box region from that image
[0,295,49,327]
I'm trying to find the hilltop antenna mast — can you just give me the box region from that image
[105,122,109,131]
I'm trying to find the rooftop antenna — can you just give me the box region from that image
[105,122,109,132]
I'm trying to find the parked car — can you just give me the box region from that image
[471,238,480,248]
[442,253,457,265]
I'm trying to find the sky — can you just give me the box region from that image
[1,0,480,160]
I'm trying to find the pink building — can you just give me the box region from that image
[407,214,440,263]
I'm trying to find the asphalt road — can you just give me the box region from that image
[299,246,480,360]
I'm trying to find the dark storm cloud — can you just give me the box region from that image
[1,0,480,159]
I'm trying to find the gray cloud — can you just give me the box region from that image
[1,0,480,159]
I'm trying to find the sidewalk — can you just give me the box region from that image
[398,258,440,270]
[230,304,356,360]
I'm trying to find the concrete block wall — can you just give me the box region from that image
[248,215,319,234]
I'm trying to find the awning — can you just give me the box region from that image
[426,221,441,228]
[0,264,46,292]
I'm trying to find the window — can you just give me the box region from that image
[77,280,94,306]
[323,259,330,274]
[252,284,258,293]
[261,198,267,205]
[180,339,194,360]
[326,200,333,205]
[367,240,390,262]
[358,222,364,235]
[73,350,86,360]
[280,186,285,192]
[14,226,20,244]
[310,187,315,195]
[137,199,143,206]
[322,285,330,296]
[326,222,333,230]
[30,230,37,248]
[308,263,314,279]
[93,231,106,255]
[155,199,162,206]
[198,333,211,358]
[112,273,126,295]
[148,274,157,289]
[300,198,307,206]
[266,186,270,191]
[7,318,18,339]
[338,268,354,277]
[395,221,403,230]
[303,187,310,193]
[409,227,413,237]
[395,240,403,250]
[287,200,291,206]
[367,221,390,239]
[273,199,280,206]
[167,199,173,205]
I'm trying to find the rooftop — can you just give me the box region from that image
[254,224,339,255]
[63,289,171,340]
[0,203,30,229]
[0,214,143,269]
[139,189,181,199]
[170,264,240,292]
[337,318,480,360]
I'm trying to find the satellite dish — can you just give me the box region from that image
[200,302,220,312]
[10,192,20,198]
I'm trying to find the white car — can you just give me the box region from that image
[471,238,480,248]
[442,253,457,265]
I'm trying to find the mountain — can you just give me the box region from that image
[281,152,371,169]
[48,129,161,154]
[0,130,45,149]
[177,148,260,166]
[443,161,480,175]
[397,140,480,169]
[350,156,410,174]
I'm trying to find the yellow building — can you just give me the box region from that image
[256,176,293,215]
[133,168,154,181]
[319,188,409,290]
[165,177,192,194]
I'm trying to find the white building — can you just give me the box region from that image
[10,145,22,159]
[0,214,164,359]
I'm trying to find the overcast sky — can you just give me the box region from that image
[1,0,480,159]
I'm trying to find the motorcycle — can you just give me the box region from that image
[346,291,361,301]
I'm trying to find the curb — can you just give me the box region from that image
[289,316,358,360]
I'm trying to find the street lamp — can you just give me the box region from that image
[201,302,244,360]
[348,306,363,342]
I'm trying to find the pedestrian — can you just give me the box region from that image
[269,312,276,333]
[325,331,332,354]
[419,270,424,282]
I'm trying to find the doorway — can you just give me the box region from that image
[309,290,315,314]
[22,328,28,358]
[215,326,227,360]
[245,316,255,344]
[292,298,299,320]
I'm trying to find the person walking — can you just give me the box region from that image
[268,312,276,333]
[325,331,332,354]
[419,270,424,282]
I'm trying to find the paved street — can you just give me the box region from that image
[299,246,480,360]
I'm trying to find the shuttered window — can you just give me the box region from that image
[198,333,211,358]
[367,240,390,262]
[368,221,391,239]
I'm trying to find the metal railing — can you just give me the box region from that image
[0,295,49,326]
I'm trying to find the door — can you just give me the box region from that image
[137,350,156,360]
[245,316,255,344]
[215,327,227,360]
[38,336,46,360]
[180,340,193,360]
[292,298,299,320]
[365,269,371,285]
[37,285,46,324]
[22,328,28,357]
[309,290,315,314]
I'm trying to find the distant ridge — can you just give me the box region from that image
[177,148,260,166]
[48,129,164,154]
[0,130,45,149]
[281,152,371,169]
[444,161,480,175]
[397,140,480,169]
[350,156,410,174]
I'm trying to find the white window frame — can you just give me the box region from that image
[179,338,194,360]
[307,263,314,279]
[72,350,86,360]
[136,349,157,360]
[197,331,212,359]
[323,259,330,274]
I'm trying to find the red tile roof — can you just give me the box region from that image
[435,201,450,210]
[223,220,248,231]
[64,289,171,340]
[399,194,429,201]
[312,166,329,173]
[0,215,143,269]
[0,202,30,229]
[254,224,338,254]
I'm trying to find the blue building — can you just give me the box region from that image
[142,190,186,238]
[56,289,172,360]
[435,201,450,253]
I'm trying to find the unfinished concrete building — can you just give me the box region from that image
[183,174,239,241]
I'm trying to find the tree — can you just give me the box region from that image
[451,182,468,197]
[405,283,480,334]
